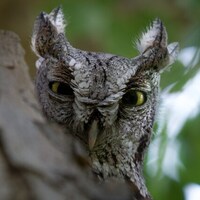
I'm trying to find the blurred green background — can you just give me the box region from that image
[1,0,200,199]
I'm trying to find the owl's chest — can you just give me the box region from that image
[89,128,140,179]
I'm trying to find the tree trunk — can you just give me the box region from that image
[0,30,131,200]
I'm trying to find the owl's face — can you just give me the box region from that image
[32,7,178,198]
[36,50,158,148]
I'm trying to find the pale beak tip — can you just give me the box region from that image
[88,120,99,150]
[89,137,96,150]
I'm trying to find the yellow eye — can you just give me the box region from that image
[49,81,74,95]
[121,89,147,107]
[51,82,60,93]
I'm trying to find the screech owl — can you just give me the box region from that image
[32,7,178,200]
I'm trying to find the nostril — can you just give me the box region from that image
[90,109,102,121]
[85,109,104,130]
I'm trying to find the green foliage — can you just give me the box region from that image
[180,115,200,183]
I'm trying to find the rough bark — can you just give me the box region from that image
[0,30,131,200]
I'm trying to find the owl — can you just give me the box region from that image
[32,7,178,200]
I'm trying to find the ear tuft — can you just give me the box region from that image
[133,19,179,73]
[31,7,66,57]
[48,6,66,34]
[137,18,167,54]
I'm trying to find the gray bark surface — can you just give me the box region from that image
[0,30,131,200]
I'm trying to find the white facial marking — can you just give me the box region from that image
[69,58,76,67]
[35,57,45,69]
[74,62,82,70]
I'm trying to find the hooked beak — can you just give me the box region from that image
[88,120,99,150]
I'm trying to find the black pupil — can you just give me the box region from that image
[122,90,138,105]
[49,82,74,95]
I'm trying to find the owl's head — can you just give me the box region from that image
[32,7,178,179]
